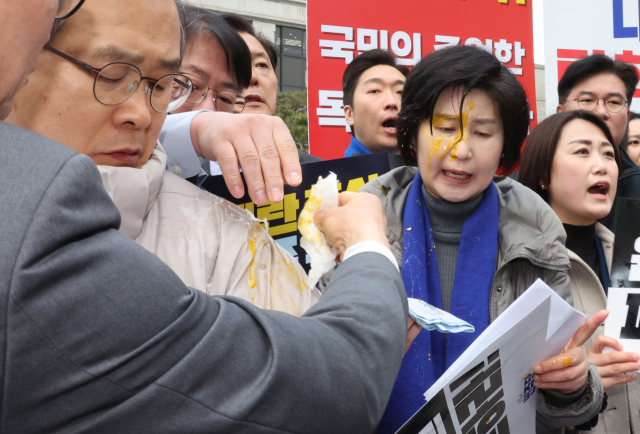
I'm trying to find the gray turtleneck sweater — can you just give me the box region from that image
[422,185,483,312]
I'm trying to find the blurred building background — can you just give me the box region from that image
[184,0,308,93]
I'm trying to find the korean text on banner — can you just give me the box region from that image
[307,0,536,160]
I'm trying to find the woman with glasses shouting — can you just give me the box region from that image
[7,0,320,317]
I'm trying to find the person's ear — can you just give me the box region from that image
[556,104,565,114]
[409,137,418,154]
[344,105,355,127]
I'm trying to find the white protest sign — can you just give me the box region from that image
[543,0,640,116]
[604,198,640,362]
[604,287,640,368]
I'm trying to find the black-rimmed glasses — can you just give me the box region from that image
[183,74,246,113]
[56,0,86,19]
[44,44,193,114]
[564,94,628,114]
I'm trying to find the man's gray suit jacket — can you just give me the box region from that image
[0,121,408,433]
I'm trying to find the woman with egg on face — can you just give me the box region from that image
[521,111,640,434]
[362,46,604,434]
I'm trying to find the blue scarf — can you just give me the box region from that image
[344,136,372,157]
[378,172,499,434]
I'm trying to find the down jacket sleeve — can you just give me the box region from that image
[536,361,604,433]
[126,161,322,317]
[4,144,409,433]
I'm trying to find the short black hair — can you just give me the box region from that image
[558,54,639,104]
[221,13,278,70]
[342,49,408,108]
[398,45,529,174]
[519,111,619,203]
[220,13,253,34]
[182,6,251,90]
[342,49,408,134]
[51,0,187,61]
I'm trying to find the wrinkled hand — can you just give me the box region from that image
[588,334,640,392]
[191,112,301,205]
[313,192,390,259]
[405,317,423,356]
[533,310,608,394]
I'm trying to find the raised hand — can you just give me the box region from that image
[191,112,302,205]
[533,310,609,394]
[588,334,640,392]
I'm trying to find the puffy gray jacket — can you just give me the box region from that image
[361,166,604,434]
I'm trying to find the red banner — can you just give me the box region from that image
[307,0,537,160]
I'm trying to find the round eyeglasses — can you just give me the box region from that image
[44,44,193,114]
[57,0,86,18]
[183,74,246,113]
[565,94,628,114]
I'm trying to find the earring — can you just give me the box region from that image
[540,184,546,190]
[501,153,505,158]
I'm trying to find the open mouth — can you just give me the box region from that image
[587,182,609,198]
[382,117,398,133]
[245,94,263,103]
[443,170,471,181]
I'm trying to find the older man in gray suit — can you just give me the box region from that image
[0,0,408,432]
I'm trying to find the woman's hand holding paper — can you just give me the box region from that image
[533,310,608,394]
[587,335,640,392]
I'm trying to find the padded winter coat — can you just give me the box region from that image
[98,143,320,316]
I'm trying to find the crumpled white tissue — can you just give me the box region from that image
[298,173,339,289]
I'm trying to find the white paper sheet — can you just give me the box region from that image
[424,279,586,401]
[398,296,551,434]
